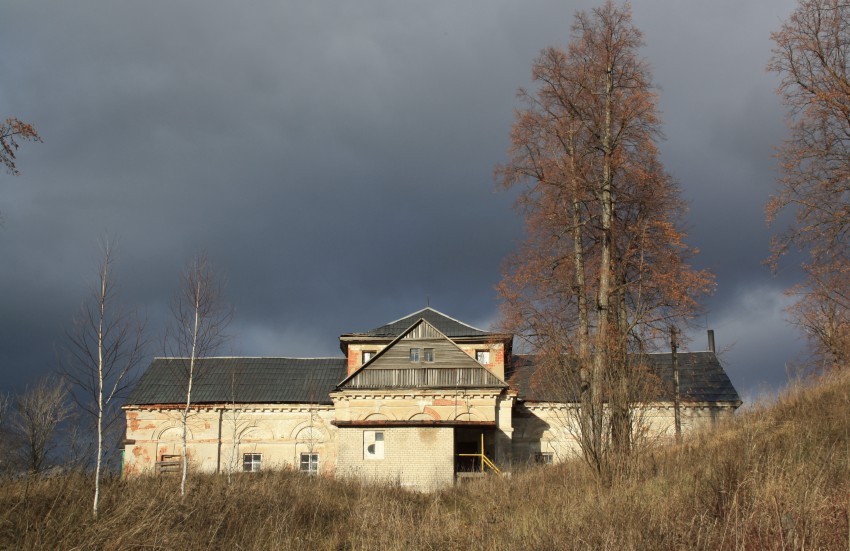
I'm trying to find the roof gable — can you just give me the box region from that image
[339,318,507,390]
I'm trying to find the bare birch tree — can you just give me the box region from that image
[62,239,146,518]
[299,385,322,475]
[165,253,232,496]
[226,365,250,484]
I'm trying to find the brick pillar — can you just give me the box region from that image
[347,350,359,376]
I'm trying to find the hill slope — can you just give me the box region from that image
[1,371,848,550]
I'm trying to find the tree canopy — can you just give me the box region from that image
[768,0,850,368]
[497,0,712,477]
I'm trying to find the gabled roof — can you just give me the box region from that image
[344,307,493,339]
[125,357,347,406]
[510,352,741,405]
[338,318,507,390]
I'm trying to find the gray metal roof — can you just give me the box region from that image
[510,352,741,405]
[125,357,347,406]
[348,307,492,338]
[126,352,740,408]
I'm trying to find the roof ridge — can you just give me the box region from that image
[379,306,488,333]
[154,356,345,360]
[512,351,714,357]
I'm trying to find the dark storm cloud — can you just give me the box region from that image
[0,0,805,398]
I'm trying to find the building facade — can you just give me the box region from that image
[122,307,741,490]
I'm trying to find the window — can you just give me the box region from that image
[300,453,319,475]
[534,452,553,465]
[409,348,420,362]
[362,350,375,364]
[243,453,262,472]
[364,430,384,460]
[423,348,434,362]
[475,350,490,364]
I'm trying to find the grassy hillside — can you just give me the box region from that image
[1,371,848,550]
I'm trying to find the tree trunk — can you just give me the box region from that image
[592,61,615,471]
[181,301,200,497]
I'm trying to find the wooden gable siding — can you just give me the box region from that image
[401,323,442,340]
[341,320,506,390]
[368,337,481,371]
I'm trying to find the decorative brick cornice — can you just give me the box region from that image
[331,419,497,428]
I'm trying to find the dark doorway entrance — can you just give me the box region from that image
[454,427,496,473]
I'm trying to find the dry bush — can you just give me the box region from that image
[0,372,848,550]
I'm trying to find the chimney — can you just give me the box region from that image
[707,329,715,354]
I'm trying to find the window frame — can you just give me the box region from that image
[534,452,554,465]
[423,348,434,362]
[299,452,319,475]
[475,350,490,364]
[242,452,262,472]
[409,348,420,362]
[362,350,375,364]
[364,430,385,460]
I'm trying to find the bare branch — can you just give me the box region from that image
[768,0,850,367]
[61,239,147,517]
[9,377,71,474]
[497,1,712,479]
[164,252,233,496]
[0,117,41,176]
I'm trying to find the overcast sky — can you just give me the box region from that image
[1,0,804,402]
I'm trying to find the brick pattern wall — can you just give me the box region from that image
[123,405,338,477]
[511,402,739,464]
[336,426,455,491]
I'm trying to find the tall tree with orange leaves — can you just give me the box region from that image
[769,0,850,370]
[497,1,712,478]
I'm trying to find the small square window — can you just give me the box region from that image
[409,348,420,362]
[534,452,553,465]
[362,351,375,364]
[364,430,384,460]
[300,453,319,475]
[475,350,490,364]
[243,453,262,472]
[424,348,434,362]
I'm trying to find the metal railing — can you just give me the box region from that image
[457,433,502,475]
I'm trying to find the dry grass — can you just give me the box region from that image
[1,370,848,550]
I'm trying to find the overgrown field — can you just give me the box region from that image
[1,371,848,550]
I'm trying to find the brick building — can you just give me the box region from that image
[122,307,741,490]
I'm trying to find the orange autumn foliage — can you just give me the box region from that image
[768,0,850,369]
[495,1,713,477]
[0,117,41,175]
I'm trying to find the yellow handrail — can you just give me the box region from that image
[457,433,503,475]
[481,454,502,475]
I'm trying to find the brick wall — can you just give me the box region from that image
[511,402,739,464]
[336,426,455,491]
[123,405,338,477]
